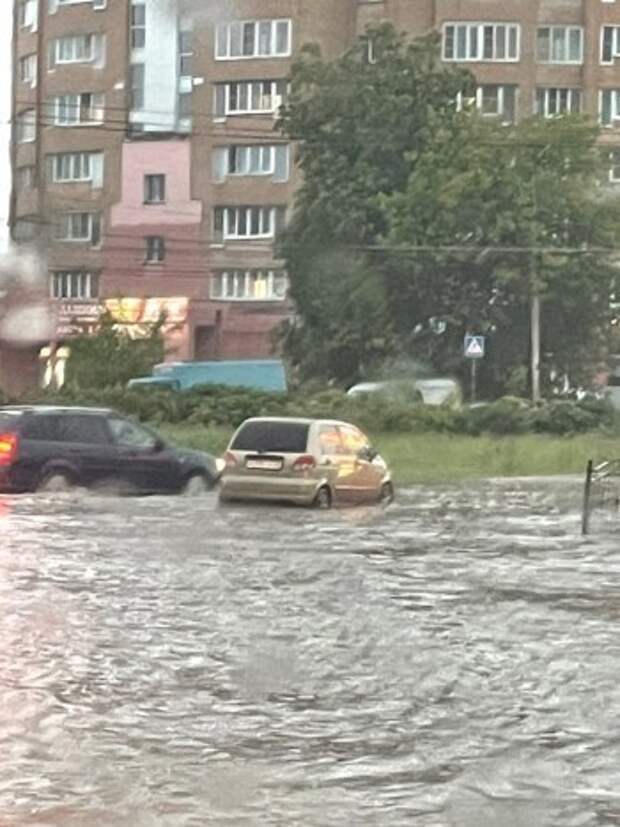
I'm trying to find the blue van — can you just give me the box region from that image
[127,360,287,393]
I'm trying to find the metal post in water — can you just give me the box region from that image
[582,459,593,536]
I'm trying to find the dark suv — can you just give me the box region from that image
[0,406,221,495]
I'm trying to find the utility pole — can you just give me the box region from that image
[530,291,541,403]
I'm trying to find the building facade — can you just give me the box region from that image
[8,0,620,374]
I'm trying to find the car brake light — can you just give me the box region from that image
[293,454,316,471]
[224,451,238,469]
[0,433,19,467]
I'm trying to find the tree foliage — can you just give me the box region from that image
[279,23,620,395]
[64,313,165,389]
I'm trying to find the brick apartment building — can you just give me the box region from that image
[6,0,620,390]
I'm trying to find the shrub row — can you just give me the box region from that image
[7,384,618,437]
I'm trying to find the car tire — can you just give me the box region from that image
[314,486,332,510]
[182,473,212,497]
[38,471,73,494]
[380,482,395,504]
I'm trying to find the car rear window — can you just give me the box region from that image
[231,421,310,453]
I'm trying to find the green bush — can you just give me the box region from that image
[5,383,619,437]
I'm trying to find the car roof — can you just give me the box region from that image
[0,405,113,415]
[238,416,361,428]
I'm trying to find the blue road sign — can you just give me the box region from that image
[464,335,485,359]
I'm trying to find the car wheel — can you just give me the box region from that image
[314,486,332,510]
[38,472,73,494]
[182,473,211,497]
[380,482,395,504]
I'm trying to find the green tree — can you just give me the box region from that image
[278,23,472,381]
[64,312,166,389]
[382,114,620,394]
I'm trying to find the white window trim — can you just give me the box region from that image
[215,19,292,61]
[216,206,280,241]
[602,25,620,65]
[50,270,97,300]
[535,87,582,118]
[56,213,101,244]
[215,80,283,118]
[210,269,288,301]
[51,34,99,67]
[610,152,620,183]
[19,54,38,87]
[600,89,620,127]
[442,22,521,63]
[53,93,104,126]
[537,25,584,65]
[16,110,37,143]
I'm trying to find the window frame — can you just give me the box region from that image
[210,269,288,301]
[535,87,582,118]
[55,213,102,245]
[145,235,166,263]
[143,174,166,204]
[442,22,521,63]
[215,19,292,60]
[214,79,287,118]
[53,92,104,126]
[50,269,99,299]
[537,25,584,65]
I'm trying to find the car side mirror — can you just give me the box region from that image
[358,446,377,462]
[152,438,166,453]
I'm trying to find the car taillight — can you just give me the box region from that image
[293,455,316,471]
[224,451,238,469]
[0,433,19,467]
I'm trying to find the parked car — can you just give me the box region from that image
[0,406,223,495]
[347,378,461,407]
[219,417,393,508]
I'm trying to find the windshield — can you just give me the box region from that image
[231,421,309,453]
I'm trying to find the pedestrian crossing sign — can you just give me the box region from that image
[464,335,485,359]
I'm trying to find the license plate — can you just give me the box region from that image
[245,457,283,471]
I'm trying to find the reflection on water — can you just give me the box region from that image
[1,479,619,825]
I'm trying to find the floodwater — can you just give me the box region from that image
[1,478,620,826]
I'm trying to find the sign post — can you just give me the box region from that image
[464,335,485,403]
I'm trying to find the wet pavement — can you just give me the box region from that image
[1,478,620,826]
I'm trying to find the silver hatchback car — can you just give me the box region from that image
[219,417,394,508]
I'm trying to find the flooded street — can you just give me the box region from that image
[2,478,620,826]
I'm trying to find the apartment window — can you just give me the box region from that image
[130,64,145,110]
[601,89,620,126]
[19,0,37,30]
[145,236,165,263]
[212,144,289,182]
[19,54,37,85]
[179,31,192,76]
[131,3,146,49]
[215,19,292,59]
[178,92,192,120]
[55,213,101,245]
[602,26,620,64]
[53,93,104,125]
[214,80,287,118]
[458,85,517,124]
[51,270,99,299]
[47,151,103,186]
[211,270,288,301]
[212,206,286,242]
[16,166,35,190]
[443,23,520,62]
[16,110,36,143]
[144,174,165,204]
[537,26,583,64]
[535,88,581,117]
[49,34,102,67]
